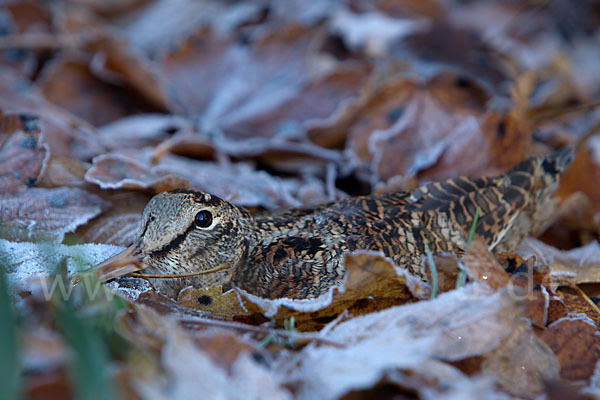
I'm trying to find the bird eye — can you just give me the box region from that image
[194,210,213,228]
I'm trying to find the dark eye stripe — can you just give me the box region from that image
[149,223,196,258]
[139,215,155,238]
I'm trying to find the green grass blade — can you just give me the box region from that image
[0,267,20,400]
[56,300,119,400]
[457,206,482,289]
[456,262,467,289]
[424,243,438,299]
[466,206,481,246]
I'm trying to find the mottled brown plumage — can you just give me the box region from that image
[96,147,574,299]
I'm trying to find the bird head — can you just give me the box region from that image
[95,189,254,297]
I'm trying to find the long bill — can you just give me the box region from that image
[95,240,145,282]
[94,241,230,281]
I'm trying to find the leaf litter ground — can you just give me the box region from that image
[0,0,600,399]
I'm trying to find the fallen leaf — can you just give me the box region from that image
[557,135,600,213]
[517,238,600,290]
[161,24,369,141]
[35,155,87,188]
[129,307,292,400]
[282,324,435,400]
[0,111,47,192]
[177,285,251,321]
[464,238,510,290]
[21,328,67,372]
[0,68,105,161]
[85,151,314,209]
[87,34,169,110]
[344,73,526,185]
[481,322,560,394]
[553,289,600,328]
[0,188,108,243]
[390,21,508,89]
[97,114,198,152]
[0,238,122,292]
[538,315,600,381]
[76,190,150,247]
[329,7,425,56]
[281,284,523,399]
[38,56,155,126]
[122,0,263,55]
[325,283,520,361]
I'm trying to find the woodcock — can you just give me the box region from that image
[96,147,574,299]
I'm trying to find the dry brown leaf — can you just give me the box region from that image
[517,238,600,290]
[464,240,550,327]
[0,111,47,192]
[133,291,212,321]
[365,0,444,20]
[76,190,151,247]
[553,289,600,328]
[390,21,508,88]
[557,136,600,213]
[24,370,72,400]
[282,322,435,400]
[35,154,87,188]
[481,322,559,394]
[121,0,263,55]
[0,2,52,78]
[281,284,523,399]
[0,68,105,161]
[38,56,154,126]
[21,328,67,373]
[85,151,315,209]
[547,295,570,325]
[464,238,510,290]
[123,305,291,399]
[97,114,201,152]
[329,7,426,56]
[345,73,528,185]
[418,109,531,182]
[538,316,600,381]
[537,192,599,250]
[0,187,108,242]
[87,34,169,110]
[161,24,369,141]
[140,329,291,400]
[177,285,252,321]
[326,283,520,360]
[85,152,189,192]
[375,360,504,400]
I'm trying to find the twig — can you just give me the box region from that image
[571,284,600,319]
[178,316,345,348]
[131,264,228,279]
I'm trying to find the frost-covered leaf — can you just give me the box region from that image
[161,25,370,141]
[85,151,315,209]
[0,188,109,243]
[517,238,600,289]
[0,111,47,192]
[481,322,559,394]
[128,307,292,400]
[0,238,123,291]
[280,284,528,399]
